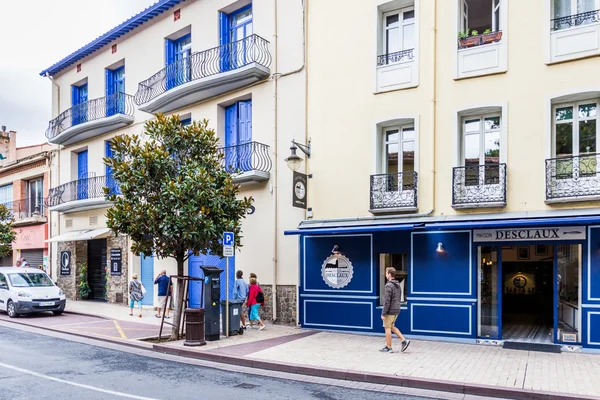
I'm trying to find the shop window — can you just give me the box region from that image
[379,253,408,306]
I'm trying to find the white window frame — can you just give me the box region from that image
[381,7,415,64]
[382,125,415,174]
[460,0,502,34]
[553,0,600,19]
[552,100,600,158]
[461,114,502,167]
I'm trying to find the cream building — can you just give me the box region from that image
[41,0,305,323]
[291,0,600,351]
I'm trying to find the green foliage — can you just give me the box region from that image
[0,204,15,258]
[471,30,479,37]
[78,263,92,298]
[483,29,492,35]
[103,113,253,272]
[458,31,469,40]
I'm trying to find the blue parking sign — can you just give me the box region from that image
[223,232,234,246]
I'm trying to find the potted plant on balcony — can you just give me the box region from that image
[481,29,503,45]
[78,262,92,300]
[458,30,481,49]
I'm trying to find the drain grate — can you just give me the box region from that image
[235,383,260,389]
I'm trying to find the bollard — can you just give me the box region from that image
[184,308,206,346]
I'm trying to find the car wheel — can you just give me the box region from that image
[52,311,64,316]
[7,300,18,318]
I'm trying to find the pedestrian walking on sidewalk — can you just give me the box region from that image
[129,274,145,318]
[247,277,266,331]
[154,270,172,319]
[380,267,410,353]
[247,273,258,326]
[233,270,249,328]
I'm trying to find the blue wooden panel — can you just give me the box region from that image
[77,151,88,200]
[411,303,473,336]
[588,227,600,301]
[411,232,472,296]
[187,252,235,306]
[304,300,373,330]
[303,235,373,293]
[373,231,411,254]
[140,254,154,306]
[585,310,600,347]
[224,103,238,172]
[188,255,205,308]
[372,306,410,334]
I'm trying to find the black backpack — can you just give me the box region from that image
[255,290,264,303]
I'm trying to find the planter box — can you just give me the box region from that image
[481,31,503,45]
[458,36,481,48]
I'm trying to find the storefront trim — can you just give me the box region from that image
[303,299,374,330]
[588,227,600,301]
[300,294,379,300]
[410,303,473,336]
[588,312,600,346]
[407,297,477,302]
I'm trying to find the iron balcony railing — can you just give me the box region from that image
[546,153,600,200]
[46,175,120,207]
[370,171,418,210]
[377,48,414,66]
[134,34,272,105]
[452,164,507,207]
[552,9,600,31]
[45,92,135,140]
[1,199,47,220]
[218,141,272,174]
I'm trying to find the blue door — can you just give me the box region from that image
[141,254,154,306]
[106,66,125,117]
[220,5,253,71]
[224,100,252,172]
[105,141,118,195]
[188,252,234,309]
[166,34,192,90]
[71,84,88,126]
[77,151,88,200]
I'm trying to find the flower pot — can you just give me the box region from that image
[459,36,481,49]
[481,31,503,45]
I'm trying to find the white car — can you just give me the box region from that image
[0,267,67,318]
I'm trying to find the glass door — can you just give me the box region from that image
[555,244,582,344]
[478,246,502,339]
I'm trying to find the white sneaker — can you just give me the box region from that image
[259,325,266,331]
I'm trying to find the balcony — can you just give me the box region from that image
[45,93,135,146]
[2,199,47,227]
[47,175,120,213]
[452,164,507,208]
[550,10,600,63]
[369,171,418,213]
[219,141,272,184]
[456,30,506,79]
[546,153,600,203]
[134,35,271,114]
[376,49,417,92]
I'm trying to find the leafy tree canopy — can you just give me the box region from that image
[0,204,15,258]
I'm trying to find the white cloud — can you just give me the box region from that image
[0,0,157,147]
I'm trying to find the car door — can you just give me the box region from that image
[0,273,8,311]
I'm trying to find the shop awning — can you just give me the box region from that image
[45,228,113,243]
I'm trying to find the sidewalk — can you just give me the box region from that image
[54,301,600,399]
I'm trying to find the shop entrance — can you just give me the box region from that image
[477,244,582,345]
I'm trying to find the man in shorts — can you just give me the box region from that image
[380,267,410,353]
[154,270,172,318]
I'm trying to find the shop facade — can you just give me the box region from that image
[290,216,600,351]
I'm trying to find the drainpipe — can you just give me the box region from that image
[430,0,437,213]
[271,0,279,323]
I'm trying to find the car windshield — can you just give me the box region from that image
[7,272,54,287]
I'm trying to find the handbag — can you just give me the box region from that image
[141,284,147,295]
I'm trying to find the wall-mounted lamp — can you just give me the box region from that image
[285,139,311,171]
[436,242,445,253]
[331,245,342,255]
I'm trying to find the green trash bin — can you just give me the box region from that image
[221,300,244,336]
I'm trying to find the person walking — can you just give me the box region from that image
[129,274,145,318]
[154,270,172,319]
[380,267,410,353]
[247,277,266,331]
[233,270,249,328]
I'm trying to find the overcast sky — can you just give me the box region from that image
[0,0,157,147]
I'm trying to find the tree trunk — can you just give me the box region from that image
[171,257,186,340]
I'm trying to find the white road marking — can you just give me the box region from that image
[0,361,160,400]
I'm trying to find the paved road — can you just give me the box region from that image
[0,325,440,400]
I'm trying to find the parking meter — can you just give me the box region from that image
[200,266,223,341]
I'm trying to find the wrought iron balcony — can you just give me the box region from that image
[2,199,47,226]
[370,171,418,212]
[452,164,507,208]
[134,34,271,113]
[47,175,120,213]
[546,153,600,202]
[45,92,135,146]
[377,49,414,66]
[218,141,272,183]
[552,9,600,31]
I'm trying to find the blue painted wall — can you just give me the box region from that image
[188,253,235,309]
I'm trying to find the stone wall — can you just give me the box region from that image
[55,240,88,300]
[258,284,296,325]
[106,235,128,305]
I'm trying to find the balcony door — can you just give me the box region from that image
[77,150,88,201]
[71,84,88,126]
[220,5,253,71]
[224,100,252,172]
[383,126,415,190]
[106,66,125,116]
[26,179,43,217]
[166,34,192,89]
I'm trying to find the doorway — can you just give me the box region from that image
[87,239,107,301]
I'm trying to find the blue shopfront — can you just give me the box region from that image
[288,216,600,351]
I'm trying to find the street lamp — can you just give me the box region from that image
[285,140,311,171]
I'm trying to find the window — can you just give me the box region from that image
[26,179,43,215]
[224,100,252,172]
[462,115,501,185]
[71,83,88,125]
[105,65,125,116]
[220,5,253,71]
[0,184,13,205]
[382,126,415,188]
[8,272,54,287]
[553,0,599,20]
[165,34,192,88]
[0,273,6,288]
[379,253,408,306]
[380,7,415,65]
[180,118,192,126]
[553,101,598,177]
[460,0,501,35]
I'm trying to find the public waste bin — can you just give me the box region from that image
[184,308,206,347]
[221,300,244,336]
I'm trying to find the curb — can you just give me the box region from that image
[153,344,599,400]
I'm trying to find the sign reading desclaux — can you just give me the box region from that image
[473,226,586,242]
[292,172,307,209]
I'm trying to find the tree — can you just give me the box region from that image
[104,114,252,339]
[0,204,16,258]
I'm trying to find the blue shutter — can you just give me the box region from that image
[225,103,238,171]
[105,141,117,195]
[105,69,115,117]
[77,151,89,200]
[165,39,176,90]
[71,85,79,107]
[220,12,230,72]
[238,101,252,171]
[140,254,155,306]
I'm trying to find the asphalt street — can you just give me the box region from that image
[0,325,442,400]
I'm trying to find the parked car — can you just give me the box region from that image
[0,267,66,318]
